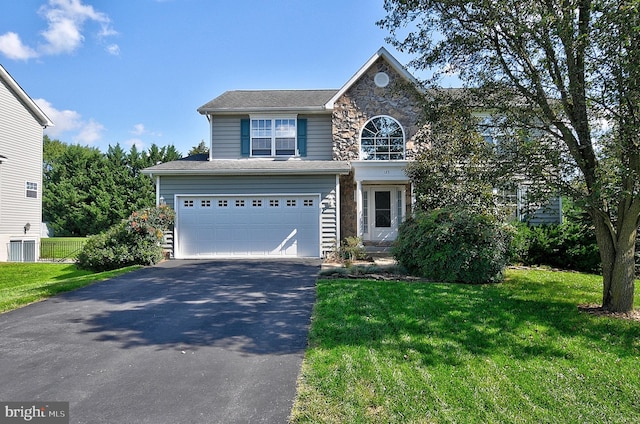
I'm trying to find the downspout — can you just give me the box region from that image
[208,114,213,161]
[335,174,341,254]
[356,180,362,238]
[154,175,161,206]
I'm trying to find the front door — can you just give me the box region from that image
[363,186,404,242]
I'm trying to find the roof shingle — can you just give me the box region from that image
[197,89,338,114]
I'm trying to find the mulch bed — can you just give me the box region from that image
[577,304,640,323]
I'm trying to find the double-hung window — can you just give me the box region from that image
[251,117,297,157]
[26,182,38,198]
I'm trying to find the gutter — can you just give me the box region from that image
[197,106,331,115]
[141,167,351,177]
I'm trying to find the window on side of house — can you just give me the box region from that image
[251,117,297,157]
[360,116,405,160]
[26,182,38,198]
[478,116,506,147]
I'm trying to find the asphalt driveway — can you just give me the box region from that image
[0,259,320,423]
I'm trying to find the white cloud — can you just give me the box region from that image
[35,98,82,135]
[130,123,162,137]
[124,138,145,150]
[0,0,117,60]
[106,44,120,55]
[131,123,146,135]
[74,119,105,144]
[0,32,39,60]
[35,98,105,145]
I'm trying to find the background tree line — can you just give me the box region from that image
[43,135,188,236]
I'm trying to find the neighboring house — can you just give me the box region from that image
[143,48,560,259]
[0,65,53,262]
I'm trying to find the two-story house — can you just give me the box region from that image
[143,48,559,259]
[0,65,53,262]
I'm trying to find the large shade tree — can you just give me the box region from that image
[379,0,640,312]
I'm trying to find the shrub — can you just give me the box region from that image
[77,205,175,271]
[340,236,367,262]
[512,220,600,273]
[393,208,512,283]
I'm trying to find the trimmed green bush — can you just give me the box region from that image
[393,208,512,283]
[77,205,175,271]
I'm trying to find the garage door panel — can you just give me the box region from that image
[177,194,320,258]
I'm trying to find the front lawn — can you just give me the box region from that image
[291,269,640,423]
[0,263,139,313]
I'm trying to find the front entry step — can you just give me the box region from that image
[363,241,394,256]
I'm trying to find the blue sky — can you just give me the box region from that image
[0,0,452,154]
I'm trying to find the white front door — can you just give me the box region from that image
[362,186,404,242]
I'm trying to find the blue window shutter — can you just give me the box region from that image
[240,119,250,157]
[297,118,307,157]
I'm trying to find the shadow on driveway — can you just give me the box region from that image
[64,259,318,355]
[0,259,320,424]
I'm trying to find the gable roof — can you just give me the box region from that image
[197,47,422,116]
[198,89,338,115]
[0,64,54,128]
[324,47,423,109]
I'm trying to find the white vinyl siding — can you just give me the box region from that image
[0,76,43,261]
[210,115,332,160]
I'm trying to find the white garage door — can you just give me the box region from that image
[176,194,320,258]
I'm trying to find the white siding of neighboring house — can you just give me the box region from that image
[210,114,333,160]
[0,77,43,261]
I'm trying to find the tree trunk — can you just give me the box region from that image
[593,211,637,312]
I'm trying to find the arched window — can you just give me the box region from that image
[360,116,405,160]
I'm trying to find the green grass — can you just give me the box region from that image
[291,269,640,423]
[0,263,139,313]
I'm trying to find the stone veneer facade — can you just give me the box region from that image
[332,57,427,240]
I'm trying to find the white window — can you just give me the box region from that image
[26,182,38,198]
[360,116,405,160]
[362,191,369,234]
[251,117,297,157]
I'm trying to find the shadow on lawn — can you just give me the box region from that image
[311,277,640,365]
[61,259,319,356]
